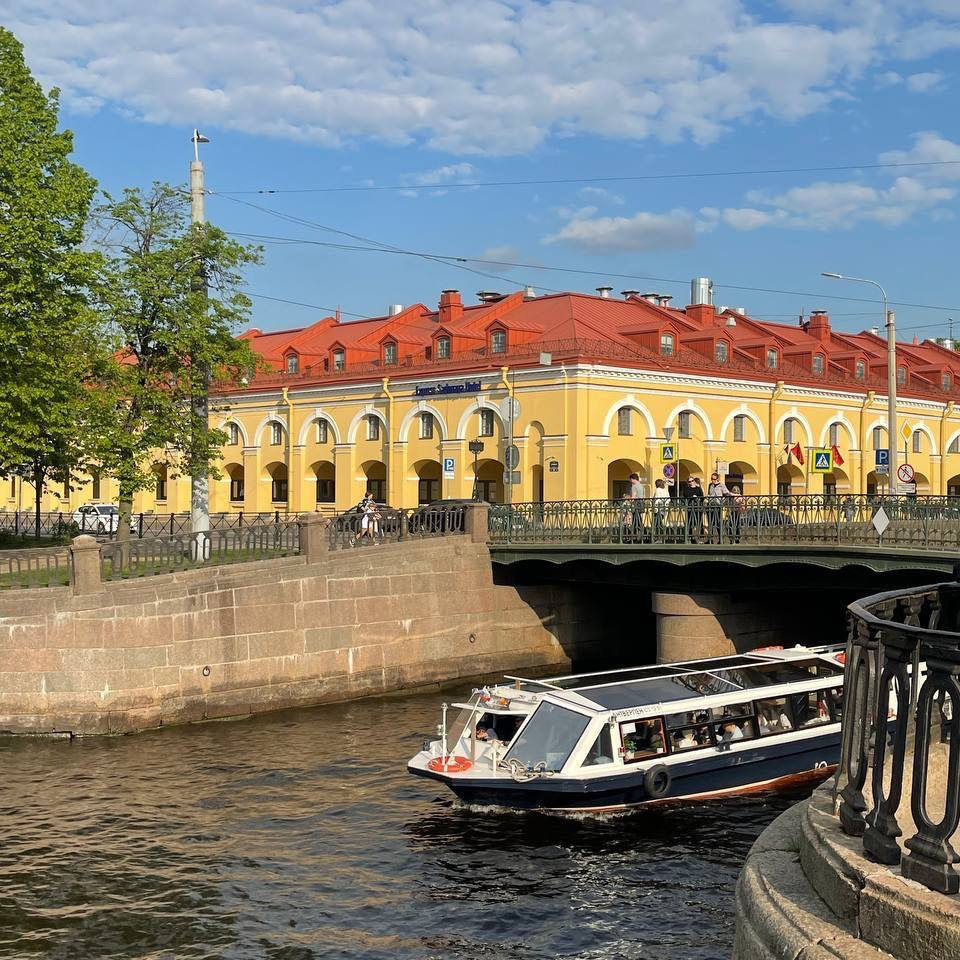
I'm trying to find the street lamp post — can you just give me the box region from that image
[821,272,896,494]
[468,439,484,501]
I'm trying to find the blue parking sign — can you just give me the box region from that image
[875,449,889,466]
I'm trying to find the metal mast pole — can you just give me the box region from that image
[190,129,210,557]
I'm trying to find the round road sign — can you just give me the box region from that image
[663,464,676,479]
[897,463,915,484]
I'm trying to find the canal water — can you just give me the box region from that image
[0,687,805,960]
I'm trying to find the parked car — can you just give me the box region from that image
[73,503,121,535]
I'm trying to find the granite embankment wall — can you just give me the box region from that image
[0,535,603,735]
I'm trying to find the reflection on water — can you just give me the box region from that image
[0,688,804,960]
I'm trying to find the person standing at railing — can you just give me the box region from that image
[623,471,644,542]
[685,477,704,543]
[706,472,730,544]
[728,484,746,543]
[653,478,670,542]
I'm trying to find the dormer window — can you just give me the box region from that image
[897,365,907,385]
[812,354,824,375]
[285,353,299,374]
[383,341,397,365]
[436,335,451,359]
[856,360,866,379]
[333,348,345,371]
[766,348,778,370]
[943,373,951,391]
[715,341,728,363]
[660,333,675,357]
[270,422,283,446]
[491,329,507,354]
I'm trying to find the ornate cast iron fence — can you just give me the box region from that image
[100,523,301,580]
[488,496,960,550]
[0,547,70,589]
[839,582,960,894]
[327,502,466,550]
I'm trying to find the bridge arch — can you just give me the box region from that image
[601,397,655,438]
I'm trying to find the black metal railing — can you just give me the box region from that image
[839,582,960,894]
[327,503,466,550]
[488,495,960,550]
[100,523,301,580]
[0,547,70,589]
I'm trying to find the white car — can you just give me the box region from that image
[73,503,120,535]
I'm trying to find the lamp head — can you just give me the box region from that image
[821,272,843,280]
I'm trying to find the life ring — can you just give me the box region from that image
[427,755,472,774]
[644,763,672,799]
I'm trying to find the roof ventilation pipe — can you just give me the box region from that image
[944,339,955,351]
[726,316,737,327]
[476,290,503,303]
[596,286,612,298]
[870,326,880,336]
[658,295,673,307]
[641,292,661,304]
[388,304,403,316]
[524,285,535,298]
[621,289,640,299]
[734,306,746,315]
[690,277,713,306]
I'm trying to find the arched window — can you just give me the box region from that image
[856,360,866,379]
[436,336,451,359]
[617,407,632,436]
[366,415,380,441]
[913,431,923,454]
[154,466,168,501]
[660,333,675,357]
[479,409,495,436]
[420,412,434,439]
[949,436,960,454]
[383,341,397,365]
[829,423,840,447]
[678,411,691,439]
[784,418,796,444]
[285,353,299,374]
[812,354,824,374]
[91,469,101,500]
[316,419,328,444]
[491,329,507,354]
[270,422,283,446]
[733,415,745,442]
[227,423,240,445]
[715,341,728,363]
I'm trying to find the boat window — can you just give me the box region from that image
[503,702,591,773]
[825,687,844,722]
[475,712,523,745]
[755,697,793,735]
[563,664,694,690]
[790,691,833,729]
[718,661,834,689]
[620,718,666,763]
[665,711,714,753]
[582,726,616,767]
[711,703,757,743]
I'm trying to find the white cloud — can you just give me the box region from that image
[6,0,943,155]
[880,132,960,179]
[578,186,625,205]
[544,208,696,253]
[406,162,477,186]
[478,244,524,264]
[905,71,945,92]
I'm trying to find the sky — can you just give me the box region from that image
[4,0,960,337]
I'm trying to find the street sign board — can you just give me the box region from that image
[872,506,890,537]
[660,443,677,462]
[500,397,521,423]
[504,470,521,485]
[812,448,833,473]
[897,463,915,484]
[504,444,520,470]
[875,449,889,467]
[876,464,889,476]
[663,464,676,479]
[442,457,455,479]
[900,421,912,444]
[549,460,559,473]
[716,460,729,476]
[898,482,917,495]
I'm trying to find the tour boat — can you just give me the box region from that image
[407,646,846,812]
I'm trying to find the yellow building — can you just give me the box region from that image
[8,281,960,517]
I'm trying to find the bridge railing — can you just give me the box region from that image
[327,502,466,550]
[488,495,960,550]
[839,581,960,895]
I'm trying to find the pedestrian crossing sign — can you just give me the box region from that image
[812,448,833,473]
[660,443,677,462]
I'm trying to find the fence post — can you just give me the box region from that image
[464,501,490,544]
[300,513,330,561]
[70,534,103,595]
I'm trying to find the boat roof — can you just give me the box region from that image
[505,649,843,712]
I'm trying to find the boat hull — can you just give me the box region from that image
[409,729,840,812]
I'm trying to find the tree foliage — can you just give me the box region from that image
[0,28,99,532]
[90,184,262,524]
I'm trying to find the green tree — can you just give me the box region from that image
[91,183,261,539]
[0,28,99,535]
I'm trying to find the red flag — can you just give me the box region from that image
[792,443,804,466]
[831,444,845,466]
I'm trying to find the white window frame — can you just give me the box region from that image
[436,336,451,359]
[316,419,328,444]
[678,411,691,439]
[715,341,728,363]
[733,415,745,442]
[419,412,434,439]
[766,348,778,370]
[270,422,283,446]
[383,341,397,365]
[366,415,380,441]
[479,409,495,437]
[491,329,507,354]
[660,333,675,357]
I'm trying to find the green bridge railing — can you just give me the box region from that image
[488,495,960,552]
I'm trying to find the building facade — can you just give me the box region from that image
[9,279,960,517]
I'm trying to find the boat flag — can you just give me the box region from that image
[792,443,804,466]
[831,445,845,466]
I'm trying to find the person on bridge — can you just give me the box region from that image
[706,473,731,543]
[653,479,670,541]
[685,476,704,543]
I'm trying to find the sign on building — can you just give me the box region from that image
[548,460,559,473]
[442,457,455,479]
[875,448,890,475]
[812,448,833,473]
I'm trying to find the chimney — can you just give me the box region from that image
[641,292,661,304]
[870,326,880,336]
[524,285,535,298]
[733,306,746,315]
[687,276,714,325]
[658,295,673,307]
[596,286,612,298]
[388,304,403,316]
[476,290,504,303]
[807,309,831,342]
[439,289,463,325]
[726,316,737,327]
[621,289,640,299]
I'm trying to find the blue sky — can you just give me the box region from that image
[6,0,960,337]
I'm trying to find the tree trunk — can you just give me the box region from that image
[115,483,134,544]
[32,463,43,540]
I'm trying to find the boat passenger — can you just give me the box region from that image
[476,721,498,742]
[722,721,744,741]
[674,730,698,749]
